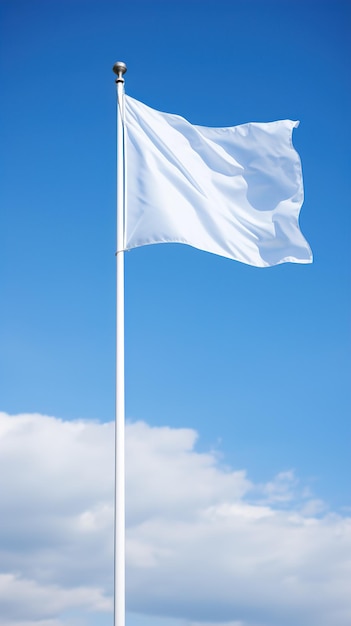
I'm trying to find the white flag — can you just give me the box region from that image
[124,96,312,268]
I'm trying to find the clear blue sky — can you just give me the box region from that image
[1,2,350,626]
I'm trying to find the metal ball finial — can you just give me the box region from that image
[113,61,127,81]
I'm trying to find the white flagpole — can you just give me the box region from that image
[113,60,127,626]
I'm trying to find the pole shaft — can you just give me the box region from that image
[115,75,125,626]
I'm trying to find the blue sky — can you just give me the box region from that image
[1,1,350,625]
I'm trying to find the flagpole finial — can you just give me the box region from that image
[113,61,127,83]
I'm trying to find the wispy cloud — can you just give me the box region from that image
[0,411,350,626]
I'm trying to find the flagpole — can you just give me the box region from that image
[113,60,127,626]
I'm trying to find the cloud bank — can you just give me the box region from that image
[0,411,350,626]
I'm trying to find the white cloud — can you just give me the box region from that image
[126,420,251,526]
[0,411,350,626]
[259,469,298,503]
[0,573,111,621]
[188,622,244,626]
[1,621,61,626]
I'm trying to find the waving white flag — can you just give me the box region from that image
[124,95,312,268]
